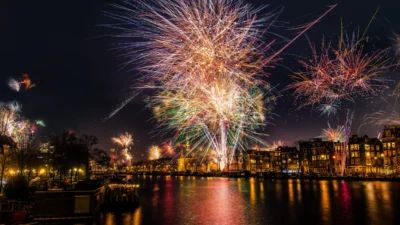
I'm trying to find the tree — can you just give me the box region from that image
[91,148,110,168]
[49,131,101,181]
[0,136,16,193]
[0,101,21,136]
[79,135,99,178]
[49,130,77,180]
[11,128,37,176]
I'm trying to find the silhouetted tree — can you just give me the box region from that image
[49,130,77,180]
[49,130,101,180]
[80,135,99,178]
[91,148,110,168]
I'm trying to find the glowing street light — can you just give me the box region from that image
[39,169,46,175]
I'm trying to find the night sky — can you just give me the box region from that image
[1,0,399,160]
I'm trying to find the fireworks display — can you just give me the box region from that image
[35,120,46,127]
[111,132,133,165]
[111,132,133,148]
[108,0,335,170]
[8,78,20,92]
[8,73,36,92]
[162,142,175,156]
[148,145,162,161]
[364,110,400,126]
[19,73,36,91]
[0,101,37,146]
[321,124,345,142]
[288,31,391,116]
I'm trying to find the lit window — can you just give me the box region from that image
[364,144,370,150]
[392,142,396,148]
[376,145,380,150]
[383,143,387,148]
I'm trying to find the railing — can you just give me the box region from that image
[0,200,33,213]
[104,183,139,204]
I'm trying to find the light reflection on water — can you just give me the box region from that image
[94,176,400,225]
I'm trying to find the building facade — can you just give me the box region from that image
[347,135,383,174]
[381,125,400,174]
[245,147,299,173]
[300,138,334,174]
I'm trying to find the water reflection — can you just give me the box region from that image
[94,177,400,225]
[320,180,331,225]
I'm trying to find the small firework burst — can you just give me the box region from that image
[148,145,161,160]
[111,132,133,149]
[35,120,46,127]
[321,124,345,142]
[8,78,20,92]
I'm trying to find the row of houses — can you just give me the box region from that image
[241,125,399,174]
[131,125,400,175]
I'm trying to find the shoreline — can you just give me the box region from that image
[127,172,400,182]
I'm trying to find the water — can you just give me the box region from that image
[93,176,400,225]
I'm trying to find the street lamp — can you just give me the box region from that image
[39,169,46,175]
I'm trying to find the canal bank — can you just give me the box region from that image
[129,171,400,181]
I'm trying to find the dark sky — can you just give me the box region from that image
[1,0,399,160]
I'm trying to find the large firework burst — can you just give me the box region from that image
[288,32,390,116]
[108,0,335,169]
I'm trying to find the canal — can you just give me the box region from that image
[92,176,400,225]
